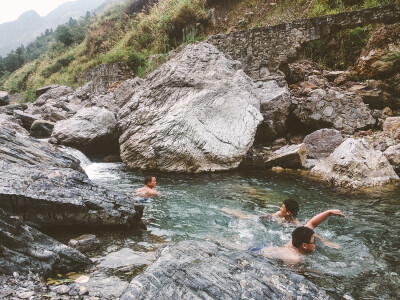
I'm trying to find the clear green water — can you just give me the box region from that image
[84,162,400,300]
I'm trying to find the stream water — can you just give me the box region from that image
[63,155,400,299]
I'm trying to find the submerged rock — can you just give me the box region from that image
[0,208,91,276]
[311,138,399,188]
[50,107,119,156]
[119,43,263,172]
[0,126,143,228]
[120,240,329,299]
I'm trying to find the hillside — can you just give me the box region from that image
[1,0,399,95]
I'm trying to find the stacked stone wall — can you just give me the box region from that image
[207,4,400,80]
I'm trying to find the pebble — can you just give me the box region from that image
[17,291,35,299]
[54,285,70,295]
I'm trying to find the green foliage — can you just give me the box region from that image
[55,25,74,46]
[303,26,372,69]
[127,50,147,74]
[42,55,75,77]
[4,61,38,94]
[24,88,36,103]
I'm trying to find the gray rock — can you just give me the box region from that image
[30,120,55,138]
[0,114,28,135]
[120,240,330,300]
[0,125,143,228]
[0,208,91,276]
[35,84,59,98]
[12,110,39,130]
[54,285,70,295]
[0,103,27,115]
[50,107,119,156]
[77,272,128,299]
[118,42,263,173]
[74,82,92,100]
[114,78,143,108]
[256,79,291,142]
[36,85,73,102]
[311,138,399,188]
[292,89,376,134]
[96,248,155,270]
[383,117,400,139]
[265,143,307,169]
[68,234,100,253]
[383,143,400,172]
[0,91,10,106]
[303,128,343,159]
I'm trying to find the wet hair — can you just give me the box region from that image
[144,176,154,185]
[292,226,314,248]
[283,198,299,217]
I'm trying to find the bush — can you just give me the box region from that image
[128,50,147,74]
[24,88,36,103]
[42,55,74,77]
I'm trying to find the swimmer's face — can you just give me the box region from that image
[148,177,157,188]
[280,204,291,216]
[303,235,316,253]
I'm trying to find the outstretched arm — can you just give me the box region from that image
[305,209,345,229]
[221,208,258,220]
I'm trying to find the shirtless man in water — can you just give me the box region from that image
[135,176,160,198]
[261,209,345,264]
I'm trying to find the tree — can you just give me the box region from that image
[55,24,74,46]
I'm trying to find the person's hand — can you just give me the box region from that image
[323,240,341,249]
[329,210,345,218]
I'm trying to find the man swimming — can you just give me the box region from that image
[136,176,160,199]
[222,198,301,225]
[261,209,345,264]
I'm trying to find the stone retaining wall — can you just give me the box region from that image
[207,4,400,80]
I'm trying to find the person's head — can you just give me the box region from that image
[282,198,299,217]
[292,226,315,253]
[144,176,156,188]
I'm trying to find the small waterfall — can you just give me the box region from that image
[58,146,92,167]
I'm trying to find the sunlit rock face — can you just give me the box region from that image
[121,240,330,300]
[118,42,263,173]
[0,124,142,228]
[311,138,399,188]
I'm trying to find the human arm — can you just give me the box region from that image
[305,209,345,229]
[314,234,340,249]
[221,208,259,220]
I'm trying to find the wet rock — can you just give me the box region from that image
[114,78,143,108]
[12,110,39,130]
[0,208,91,276]
[68,234,100,253]
[96,248,156,270]
[240,146,270,169]
[292,88,376,134]
[0,91,10,106]
[118,42,263,172]
[0,114,28,135]
[30,120,55,138]
[383,117,400,139]
[255,79,291,142]
[265,143,307,169]
[50,107,119,156]
[311,138,399,188]
[120,240,329,300]
[77,272,128,299]
[303,128,343,159]
[0,125,143,228]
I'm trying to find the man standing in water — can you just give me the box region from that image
[261,209,345,264]
[136,176,160,199]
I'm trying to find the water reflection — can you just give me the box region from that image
[82,162,400,300]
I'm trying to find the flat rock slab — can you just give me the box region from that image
[121,240,330,300]
[0,208,91,276]
[0,126,143,228]
[97,248,156,270]
[265,143,307,169]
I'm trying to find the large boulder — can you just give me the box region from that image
[118,43,263,172]
[292,88,376,134]
[30,119,55,138]
[265,143,307,169]
[311,138,399,188]
[12,110,39,130]
[50,107,119,156]
[255,79,291,142]
[114,77,143,108]
[121,240,329,299]
[0,208,91,276]
[0,103,27,115]
[0,126,143,228]
[303,128,343,159]
[0,91,9,106]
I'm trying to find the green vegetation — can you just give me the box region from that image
[1,0,400,96]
